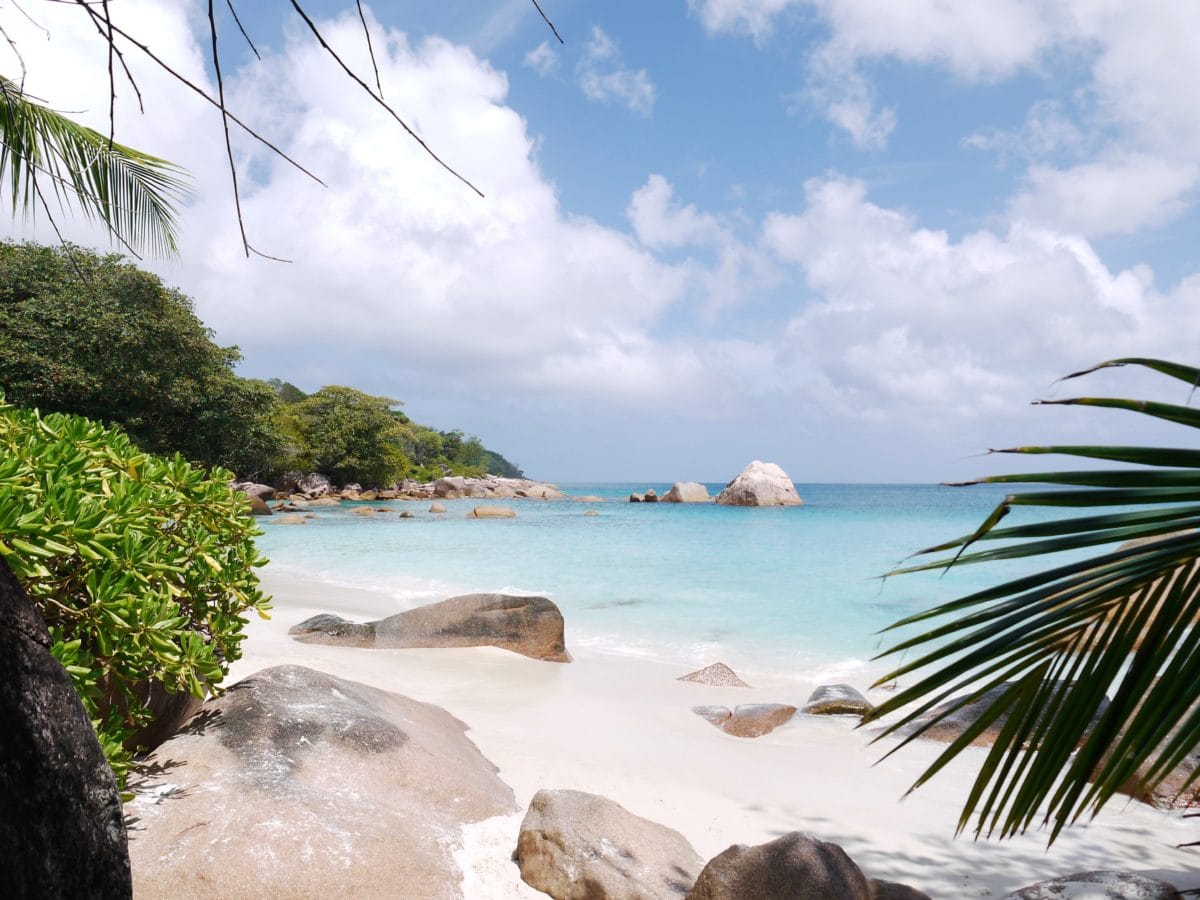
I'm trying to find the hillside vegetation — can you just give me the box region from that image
[0,242,522,486]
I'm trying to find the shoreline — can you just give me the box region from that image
[226,567,1200,898]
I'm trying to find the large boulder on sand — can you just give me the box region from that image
[1001,870,1180,899]
[290,593,570,662]
[802,684,873,717]
[893,681,1109,749]
[687,832,871,900]
[246,496,272,516]
[126,665,515,898]
[692,704,796,738]
[517,789,704,899]
[715,461,803,507]
[662,482,711,503]
[232,481,276,501]
[434,476,467,498]
[0,558,131,897]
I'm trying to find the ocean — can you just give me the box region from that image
[255,482,1063,685]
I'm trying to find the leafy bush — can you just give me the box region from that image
[0,399,270,783]
[0,241,284,476]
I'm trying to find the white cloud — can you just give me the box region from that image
[627,175,725,249]
[576,26,656,117]
[689,0,802,41]
[1010,156,1200,237]
[523,40,559,76]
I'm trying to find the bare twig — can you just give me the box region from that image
[224,0,261,61]
[206,0,250,257]
[288,0,484,198]
[71,0,144,113]
[101,0,114,146]
[530,0,564,43]
[0,24,29,89]
[10,1,51,40]
[355,0,383,98]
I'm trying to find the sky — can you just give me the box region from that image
[2,1,1199,482]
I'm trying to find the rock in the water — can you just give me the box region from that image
[377,489,399,500]
[1002,870,1181,899]
[429,502,446,513]
[692,706,733,727]
[678,662,751,688]
[895,681,1109,749]
[295,472,332,497]
[126,665,515,899]
[470,506,516,519]
[308,496,340,507]
[723,704,797,738]
[714,461,803,507]
[629,493,644,503]
[399,511,416,519]
[247,495,272,516]
[517,789,704,899]
[290,593,570,662]
[687,832,871,900]
[353,506,377,517]
[803,684,873,717]
[585,510,600,516]
[435,476,467,498]
[643,489,659,503]
[574,495,604,503]
[662,482,711,503]
[232,481,276,501]
[273,514,309,525]
[0,558,132,898]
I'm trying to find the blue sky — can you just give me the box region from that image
[4,2,1200,482]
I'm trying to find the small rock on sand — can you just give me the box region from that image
[678,662,751,688]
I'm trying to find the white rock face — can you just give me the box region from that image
[662,482,711,503]
[714,461,803,507]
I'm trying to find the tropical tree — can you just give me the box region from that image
[865,358,1200,844]
[0,75,188,257]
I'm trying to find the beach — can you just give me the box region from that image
[224,567,1200,898]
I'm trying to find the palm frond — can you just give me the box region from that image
[867,358,1200,842]
[0,77,190,257]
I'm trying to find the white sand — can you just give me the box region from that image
[227,569,1200,898]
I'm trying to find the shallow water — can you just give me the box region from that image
[255,482,1075,682]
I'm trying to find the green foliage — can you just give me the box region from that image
[0,241,285,476]
[283,386,409,486]
[485,449,524,479]
[0,77,190,257]
[0,399,270,784]
[868,358,1200,843]
[266,378,308,405]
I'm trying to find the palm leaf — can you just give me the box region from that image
[0,77,190,256]
[867,359,1200,842]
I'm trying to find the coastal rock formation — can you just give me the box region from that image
[678,662,751,688]
[629,493,644,503]
[429,502,446,513]
[308,496,340,507]
[516,789,704,899]
[247,495,272,516]
[643,488,659,503]
[126,665,515,898]
[353,506,377,517]
[693,704,797,738]
[294,472,332,497]
[802,684,873,717]
[1001,870,1180,899]
[290,593,570,662]
[232,481,275,501]
[895,681,1109,749]
[574,495,604,503]
[715,461,803,507]
[273,514,310,525]
[687,832,871,900]
[0,558,132,897]
[470,506,516,519]
[435,475,467,497]
[662,482,711,503]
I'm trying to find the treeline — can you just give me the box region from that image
[0,242,522,486]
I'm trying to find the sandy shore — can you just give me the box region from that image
[226,568,1200,898]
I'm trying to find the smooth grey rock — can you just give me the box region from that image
[470,505,516,518]
[517,789,704,899]
[715,461,803,507]
[1002,870,1181,899]
[295,472,332,497]
[429,502,446,513]
[678,663,751,688]
[247,495,272,516]
[803,684,873,717]
[126,665,515,898]
[687,832,871,899]
[290,593,570,662]
[434,476,467,498]
[662,482,711,503]
[0,558,131,898]
[643,489,659,503]
[232,481,276,501]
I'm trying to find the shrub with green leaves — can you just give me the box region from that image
[0,399,270,783]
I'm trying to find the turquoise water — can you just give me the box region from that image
[255,483,1066,682]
